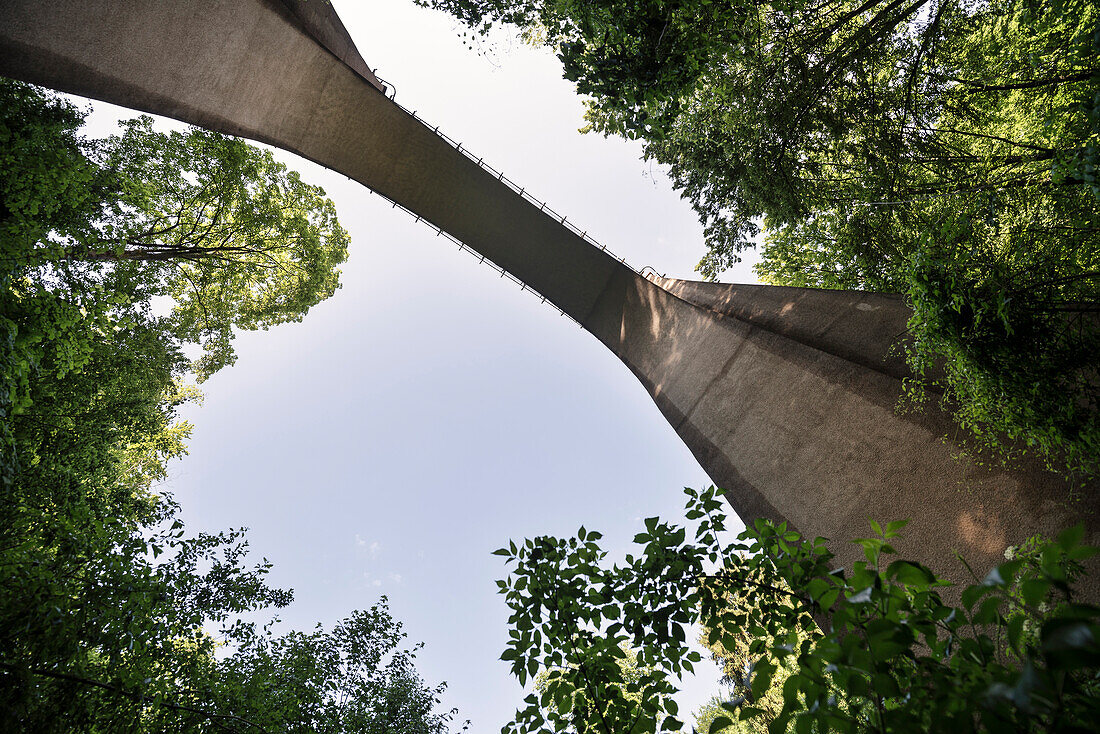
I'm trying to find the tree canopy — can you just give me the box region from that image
[0,78,460,733]
[88,116,349,379]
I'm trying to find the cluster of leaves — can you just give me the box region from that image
[421,0,1100,476]
[495,487,1100,733]
[415,0,747,140]
[531,643,662,733]
[495,517,698,734]
[694,572,807,734]
[94,116,350,379]
[0,78,460,732]
[1,79,350,390]
[904,230,1100,477]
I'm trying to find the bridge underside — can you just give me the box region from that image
[2,0,1095,594]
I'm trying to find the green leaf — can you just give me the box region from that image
[819,588,840,611]
[1007,614,1026,652]
[973,596,1003,625]
[751,661,776,701]
[886,560,934,587]
[708,716,733,733]
[1057,524,1085,550]
[961,583,989,609]
[1021,578,1051,608]
[739,707,765,721]
[885,519,909,537]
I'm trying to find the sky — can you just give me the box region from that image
[77,0,759,729]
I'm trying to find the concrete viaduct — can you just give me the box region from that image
[2,0,1095,592]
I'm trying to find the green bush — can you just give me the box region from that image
[495,487,1100,733]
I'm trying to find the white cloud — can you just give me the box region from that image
[355,535,382,558]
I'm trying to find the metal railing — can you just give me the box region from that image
[368,71,646,326]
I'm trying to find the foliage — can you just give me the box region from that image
[1,77,348,476]
[533,643,661,733]
[420,0,1100,476]
[694,573,807,734]
[695,696,736,734]
[495,517,694,734]
[180,601,460,734]
[90,116,350,379]
[2,500,460,734]
[0,79,460,732]
[904,232,1100,476]
[0,318,460,731]
[423,0,1099,286]
[495,487,1100,733]
[2,78,349,386]
[0,79,111,481]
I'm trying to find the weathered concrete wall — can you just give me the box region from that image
[655,280,916,382]
[601,276,1098,593]
[2,0,1095,594]
[272,0,386,93]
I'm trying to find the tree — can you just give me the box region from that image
[495,487,1100,733]
[81,116,350,379]
[421,0,1097,278]
[420,0,744,142]
[201,601,464,734]
[0,79,114,480]
[0,307,462,730]
[0,79,461,732]
[421,0,1100,476]
[1,78,348,473]
[2,79,349,381]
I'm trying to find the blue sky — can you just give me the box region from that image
[78,0,759,729]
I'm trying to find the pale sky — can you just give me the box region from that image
[77,0,758,729]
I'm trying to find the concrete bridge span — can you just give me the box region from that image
[1,0,1094,591]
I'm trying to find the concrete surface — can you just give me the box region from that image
[1,0,1095,595]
